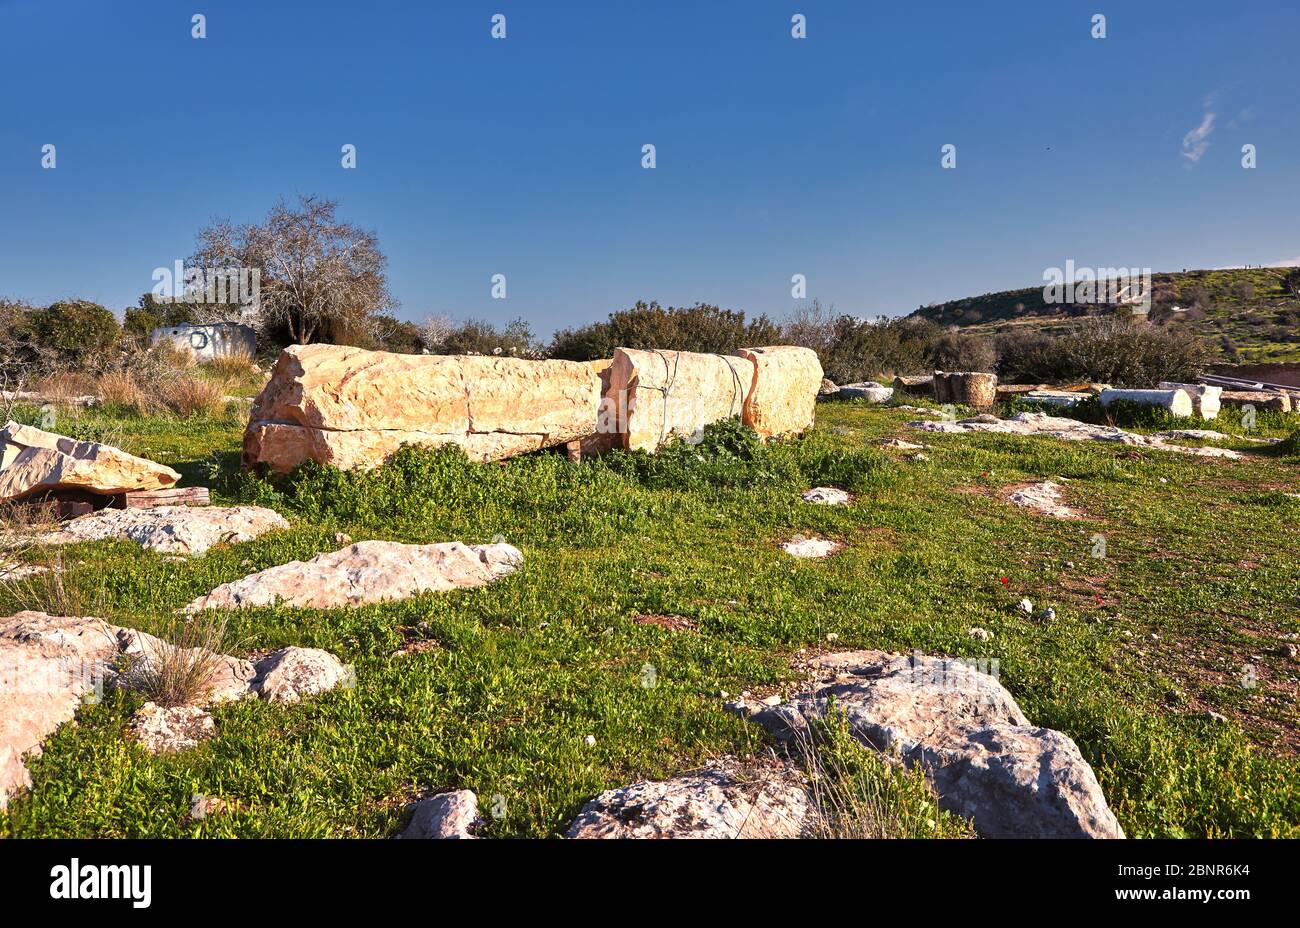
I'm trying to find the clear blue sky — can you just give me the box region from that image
[2,0,1297,337]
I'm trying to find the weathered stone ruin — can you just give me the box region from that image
[243,343,823,471]
[1099,387,1194,418]
[0,421,180,505]
[932,371,998,408]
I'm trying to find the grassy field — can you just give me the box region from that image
[1,395,1297,838]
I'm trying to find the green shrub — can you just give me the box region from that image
[18,300,121,371]
[549,302,779,361]
[997,317,1211,386]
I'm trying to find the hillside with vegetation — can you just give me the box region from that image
[910,268,1300,364]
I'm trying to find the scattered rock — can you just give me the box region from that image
[400,789,480,839]
[36,505,288,555]
[1204,710,1228,724]
[0,560,49,581]
[565,758,812,839]
[333,531,352,546]
[1152,429,1230,442]
[780,536,844,559]
[968,627,993,641]
[1277,643,1298,661]
[251,647,349,705]
[186,540,523,611]
[189,794,234,820]
[725,651,1124,838]
[1017,598,1034,614]
[879,438,925,451]
[128,702,215,754]
[818,378,840,396]
[838,382,894,403]
[1004,481,1081,519]
[801,487,851,506]
[0,420,180,503]
[909,412,1243,460]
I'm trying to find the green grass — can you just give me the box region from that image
[1,400,1297,838]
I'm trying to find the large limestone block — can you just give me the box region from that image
[186,540,523,611]
[0,421,180,502]
[734,346,822,439]
[245,345,603,472]
[1220,391,1291,413]
[607,348,755,452]
[726,650,1124,839]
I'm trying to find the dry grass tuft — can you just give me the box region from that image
[122,613,232,708]
[161,375,230,418]
[95,370,156,414]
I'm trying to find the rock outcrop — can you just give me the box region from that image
[243,344,604,473]
[607,348,755,452]
[734,346,822,440]
[400,789,481,839]
[0,421,180,503]
[186,540,523,611]
[251,647,350,704]
[1004,481,1081,519]
[35,505,288,555]
[726,650,1124,839]
[1,611,349,805]
[566,758,812,839]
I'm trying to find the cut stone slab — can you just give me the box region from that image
[566,758,812,839]
[0,420,180,503]
[1004,481,1081,519]
[838,383,894,403]
[1100,388,1193,418]
[252,647,349,705]
[244,344,604,472]
[801,487,851,506]
[186,540,523,612]
[909,412,1242,459]
[400,789,480,839]
[725,650,1124,839]
[35,505,288,555]
[735,346,822,440]
[1023,390,1089,408]
[1220,391,1292,413]
[780,536,844,559]
[128,702,215,755]
[607,348,755,452]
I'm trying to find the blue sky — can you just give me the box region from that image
[1,0,1297,337]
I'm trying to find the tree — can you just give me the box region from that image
[1283,267,1300,296]
[191,195,394,346]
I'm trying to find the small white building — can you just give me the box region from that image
[150,322,256,360]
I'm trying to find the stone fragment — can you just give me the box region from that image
[1158,382,1222,420]
[251,647,349,704]
[838,383,894,403]
[565,758,812,839]
[780,536,844,558]
[128,702,215,754]
[933,371,998,408]
[801,487,851,506]
[400,789,480,839]
[186,540,523,611]
[36,505,288,555]
[1004,481,1081,519]
[0,421,180,502]
[607,348,755,452]
[1100,388,1194,418]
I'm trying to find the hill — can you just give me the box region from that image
[910,267,1300,364]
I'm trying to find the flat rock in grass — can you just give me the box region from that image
[566,757,812,839]
[1152,429,1230,442]
[838,383,894,403]
[909,412,1242,460]
[251,647,349,705]
[37,505,289,555]
[801,487,851,506]
[185,540,523,612]
[879,438,925,451]
[725,650,1124,839]
[1004,481,1081,519]
[781,536,844,558]
[128,702,215,754]
[400,789,480,839]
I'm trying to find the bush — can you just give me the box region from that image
[996,317,1211,386]
[3,300,122,375]
[549,302,779,361]
[813,316,942,383]
[428,317,539,357]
